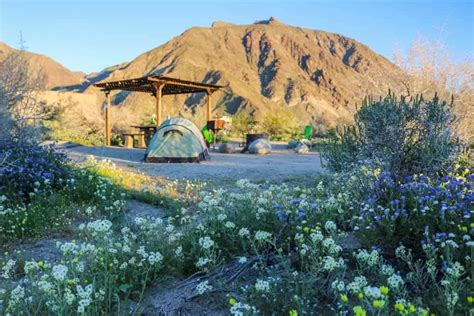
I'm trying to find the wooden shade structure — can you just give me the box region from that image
[93,75,223,146]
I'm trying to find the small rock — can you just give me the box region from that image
[248,138,271,155]
[287,140,298,149]
[218,143,237,153]
[294,144,309,154]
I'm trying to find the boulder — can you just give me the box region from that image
[287,140,298,149]
[294,144,309,154]
[218,142,237,153]
[248,138,272,154]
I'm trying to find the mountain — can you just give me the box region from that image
[72,17,406,130]
[0,41,86,89]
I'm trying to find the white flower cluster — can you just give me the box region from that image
[196,280,213,295]
[322,238,342,255]
[86,219,113,236]
[356,249,380,267]
[199,236,215,250]
[1,259,16,279]
[255,279,270,292]
[347,276,368,294]
[230,301,258,316]
[324,221,337,232]
[52,264,68,281]
[254,230,272,242]
[196,257,210,268]
[322,256,346,271]
[238,227,250,237]
[8,285,25,308]
[364,286,382,299]
[387,274,404,289]
[76,284,94,313]
[331,280,346,292]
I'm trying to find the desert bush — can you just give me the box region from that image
[321,93,461,177]
[0,46,55,144]
[230,111,257,138]
[260,110,298,139]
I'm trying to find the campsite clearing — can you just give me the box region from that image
[59,142,323,184]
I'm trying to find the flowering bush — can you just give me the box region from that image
[356,166,473,260]
[0,147,125,240]
[0,141,69,201]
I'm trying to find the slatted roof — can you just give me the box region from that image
[93,75,224,95]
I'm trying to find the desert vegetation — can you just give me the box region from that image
[1,74,472,314]
[0,25,472,316]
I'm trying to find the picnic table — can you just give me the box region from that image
[131,125,157,145]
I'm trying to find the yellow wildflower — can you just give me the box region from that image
[229,297,236,306]
[289,310,298,316]
[340,294,348,302]
[353,306,366,316]
[358,293,363,300]
[380,286,389,295]
[394,303,405,311]
[468,296,474,304]
[373,300,385,308]
[303,227,310,233]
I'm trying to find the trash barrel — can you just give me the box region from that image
[304,125,313,139]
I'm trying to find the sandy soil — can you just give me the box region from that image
[59,142,324,183]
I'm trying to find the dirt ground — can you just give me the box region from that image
[59,142,324,184]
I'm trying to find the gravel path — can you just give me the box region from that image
[59,143,324,183]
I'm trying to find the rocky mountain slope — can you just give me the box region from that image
[0,41,85,89]
[2,18,409,131]
[68,17,406,130]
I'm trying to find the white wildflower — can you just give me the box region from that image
[196,280,213,295]
[52,264,68,281]
[255,279,270,292]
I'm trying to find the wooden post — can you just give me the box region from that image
[105,91,111,146]
[153,83,164,126]
[206,89,212,122]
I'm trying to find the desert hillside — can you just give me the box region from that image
[0,41,86,89]
[57,17,406,130]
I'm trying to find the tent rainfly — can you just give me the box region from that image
[145,117,209,163]
[93,75,224,146]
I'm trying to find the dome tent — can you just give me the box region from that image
[145,117,209,163]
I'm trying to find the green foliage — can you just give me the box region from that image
[321,93,461,177]
[260,111,297,137]
[0,166,124,241]
[231,111,257,138]
[46,127,124,146]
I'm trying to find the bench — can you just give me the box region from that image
[123,133,146,148]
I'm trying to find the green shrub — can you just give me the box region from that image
[321,93,461,177]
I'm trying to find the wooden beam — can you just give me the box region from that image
[152,83,165,126]
[206,89,212,121]
[105,91,111,146]
[148,76,219,93]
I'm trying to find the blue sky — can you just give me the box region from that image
[0,0,472,73]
